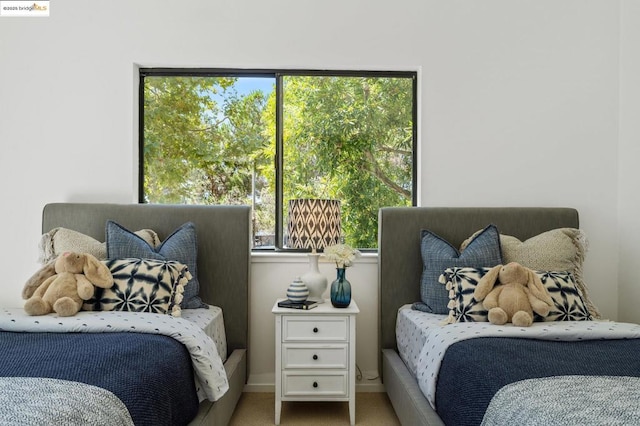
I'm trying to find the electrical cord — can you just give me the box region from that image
[355,363,379,381]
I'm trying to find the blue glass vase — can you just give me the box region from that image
[330,268,351,308]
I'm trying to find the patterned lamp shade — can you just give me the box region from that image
[287,199,341,250]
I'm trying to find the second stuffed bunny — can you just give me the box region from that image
[473,262,554,327]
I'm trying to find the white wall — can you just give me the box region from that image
[1,0,637,390]
[618,0,640,324]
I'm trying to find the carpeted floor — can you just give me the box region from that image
[229,392,400,425]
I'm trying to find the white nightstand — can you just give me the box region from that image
[272,298,360,425]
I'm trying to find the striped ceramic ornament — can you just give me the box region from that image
[286,277,309,302]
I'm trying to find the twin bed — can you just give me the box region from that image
[379,207,640,425]
[0,203,250,425]
[5,204,638,424]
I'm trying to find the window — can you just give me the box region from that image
[139,69,417,249]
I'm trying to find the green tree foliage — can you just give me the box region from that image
[280,76,413,248]
[143,74,413,248]
[144,76,272,206]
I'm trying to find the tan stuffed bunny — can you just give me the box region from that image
[22,251,113,317]
[473,262,554,327]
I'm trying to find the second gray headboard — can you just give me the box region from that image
[378,207,579,352]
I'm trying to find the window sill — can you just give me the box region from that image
[251,251,378,264]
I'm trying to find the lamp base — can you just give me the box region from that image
[301,253,328,303]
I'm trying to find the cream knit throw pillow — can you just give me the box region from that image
[38,227,160,264]
[500,228,600,319]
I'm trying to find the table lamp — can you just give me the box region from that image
[287,199,341,303]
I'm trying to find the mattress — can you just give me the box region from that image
[182,305,228,363]
[395,305,445,378]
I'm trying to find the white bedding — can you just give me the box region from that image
[182,305,228,363]
[395,305,640,409]
[396,305,444,378]
[0,307,229,402]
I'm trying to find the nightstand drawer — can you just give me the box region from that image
[282,371,348,397]
[283,344,348,369]
[283,316,348,342]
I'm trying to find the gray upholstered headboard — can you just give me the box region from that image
[42,203,251,353]
[378,207,579,353]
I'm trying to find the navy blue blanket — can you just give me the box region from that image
[0,331,199,426]
[436,337,640,426]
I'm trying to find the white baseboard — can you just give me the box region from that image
[356,380,385,392]
[243,382,274,392]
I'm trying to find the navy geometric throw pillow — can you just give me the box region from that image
[439,267,592,323]
[85,258,191,316]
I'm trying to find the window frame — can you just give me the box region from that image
[139,68,418,251]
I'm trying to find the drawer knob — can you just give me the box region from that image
[313,354,318,360]
[313,327,318,333]
[313,381,318,388]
